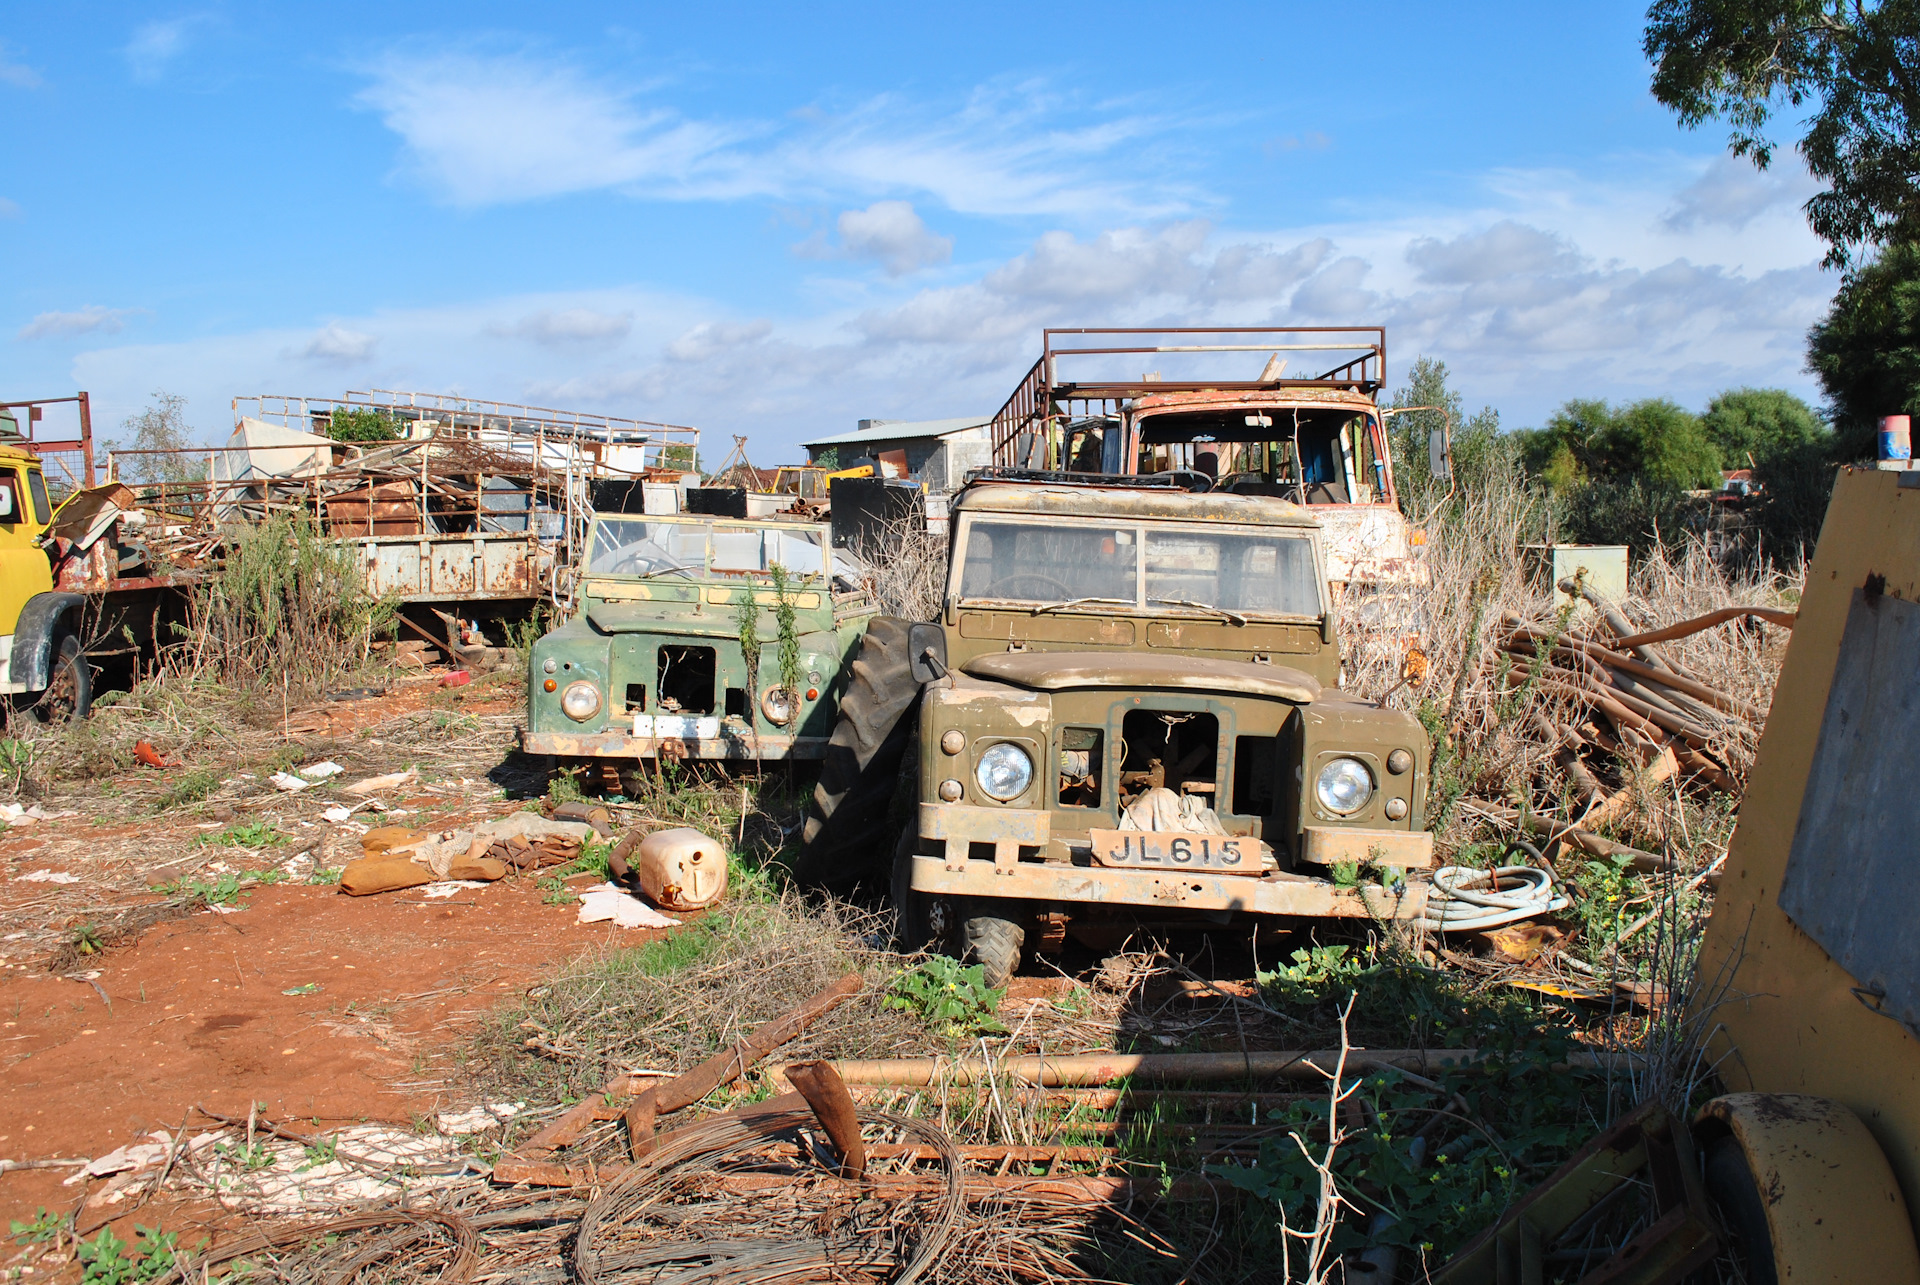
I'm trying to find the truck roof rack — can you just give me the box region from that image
[966,466,1212,491]
[990,326,1384,469]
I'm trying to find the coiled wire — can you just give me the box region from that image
[1414,863,1569,933]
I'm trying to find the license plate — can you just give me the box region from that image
[637,714,719,740]
[1089,829,1260,873]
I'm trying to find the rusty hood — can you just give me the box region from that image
[962,650,1319,703]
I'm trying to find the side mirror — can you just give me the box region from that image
[1429,426,1452,480]
[908,622,948,684]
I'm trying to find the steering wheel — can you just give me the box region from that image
[983,573,1073,599]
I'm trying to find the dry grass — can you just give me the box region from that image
[849,517,948,622]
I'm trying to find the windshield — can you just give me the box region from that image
[588,518,828,579]
[956,517,1320,618]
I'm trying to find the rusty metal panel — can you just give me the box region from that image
[520,727,826,761]
[354,532,550,602]
[1778,589,1920,1031]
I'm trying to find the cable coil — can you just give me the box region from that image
[1414,864,1570,933]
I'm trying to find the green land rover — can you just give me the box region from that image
[522,513,878,784]
[798,475,1432,985]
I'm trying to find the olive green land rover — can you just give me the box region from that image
[798,475,1431,985]
[522,513,877,785]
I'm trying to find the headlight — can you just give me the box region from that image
[975,743,1034,801]
[1315,757,1374,815]
[760,686,798,726]
[560,681,602,722]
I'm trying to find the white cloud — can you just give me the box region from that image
[355,52,1198,218]
[795,201,953,276]
[491,308,633,345]
[125,18,197,83]
[49,155,1840,465]
[297,324,377,364]
[1663,154,1818,231]
[0,42,42,89]
[666,319,773,362]
[0,197,22,219]
[15,306,136,341]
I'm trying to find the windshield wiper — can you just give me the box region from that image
[1031,596,1135,615]
[1150,598,1248,625]
[637,563,700,580]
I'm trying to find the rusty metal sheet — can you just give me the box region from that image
[352,532,550,602]
[1089,828,1262,874]
[1778,589,1920,1032]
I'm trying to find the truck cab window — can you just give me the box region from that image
[26,471,50,524]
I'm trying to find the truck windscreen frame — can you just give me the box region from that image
[587,518,830,580]
[952,515,1323,620]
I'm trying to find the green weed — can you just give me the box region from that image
[192,820,285,849]
[9,1207,62,1245]
[297,1135,339,1171]
[76,1224,182,1284]
[153,767,219,812]
[886,956,1008,1036]
[154,867,287,905]
[307,867,343,886]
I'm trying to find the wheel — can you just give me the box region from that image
[794,619,923,892]
[982,573,1071,598]
[891,828,935,953]
[1704,1134,1778,1285]
[27,633,90,724]
[962,913,1025,989]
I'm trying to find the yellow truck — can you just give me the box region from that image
[0,424,93,720]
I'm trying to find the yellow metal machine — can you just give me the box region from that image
[1694,465,1920,1281]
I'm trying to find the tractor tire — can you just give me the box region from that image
[27,633,90,724]
[1704,1135,1778,1285]
[891,828,935,954]
[794,618,922,892]
[962,912,1025,989]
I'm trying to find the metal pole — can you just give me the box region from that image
[77,391,95,487]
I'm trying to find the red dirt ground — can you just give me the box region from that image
[0,853,668,1247]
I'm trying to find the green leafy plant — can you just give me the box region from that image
[297,1134,339,1171]
[68,922,105,956]
[1573,853,1638,961]
[153,767,219,812]
[0,738,37,796]
[307,867,343,886]
[886,956,1008,1035]
[322,406,400,443]
[214,1138,277,1174]
[76,1224,181,1284]
[10,1207,62,1245]
[1259,944,1366,1005]
[155,867,287,906]
[192,820,286,849]
[547,768,585,807]
[734,584,763,726]
[767,562,804,702]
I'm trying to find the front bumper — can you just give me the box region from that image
[907,854,1426,919]
[911,802,1427,919]
[521,728,829,761]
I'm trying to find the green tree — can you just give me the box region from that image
[1645,0,1920,266]
[106,391,204,486]
[1386,356,1507,512]
[1518,398,1722,492]
[322,407,399,442]
[1807,239,1920,457]
[1700,387,1828,468]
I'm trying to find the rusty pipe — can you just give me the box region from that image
[786,1060,867,1179]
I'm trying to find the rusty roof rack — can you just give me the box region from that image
[965,466,1211,491]
[990,326,1384,469]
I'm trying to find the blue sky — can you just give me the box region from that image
[2,3,1833,461]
